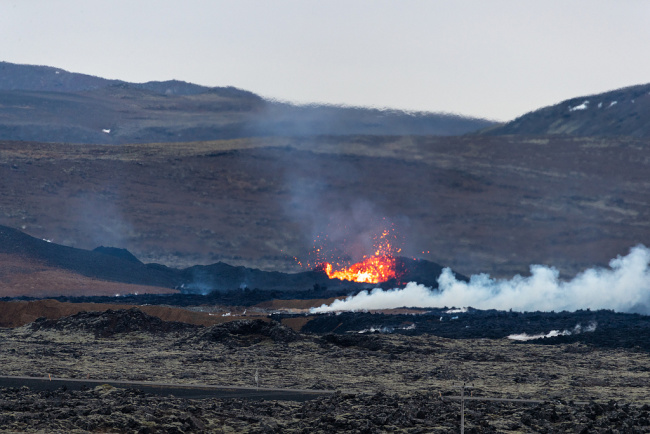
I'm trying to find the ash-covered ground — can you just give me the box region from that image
[1,308,650,432]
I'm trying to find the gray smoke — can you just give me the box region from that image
[311,245,650,314]
[70,191,135,250]
[285,172,401,265]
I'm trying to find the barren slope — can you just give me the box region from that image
[0,254,175,298]
[0,135,648,278]
[0,61,494,143]
[484,82,650,137]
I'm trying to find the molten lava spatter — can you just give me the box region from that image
[321,254,397,283]
[318,229,402,284]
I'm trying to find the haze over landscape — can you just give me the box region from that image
[1,2,650,432]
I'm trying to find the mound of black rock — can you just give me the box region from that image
[320,333,434,355]
[294,308,650,352]
[30,308,199,338]
[48,285,357,307]
[192,319,300,347]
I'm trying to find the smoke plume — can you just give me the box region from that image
[311,245,650,314]
[507,321,597,341]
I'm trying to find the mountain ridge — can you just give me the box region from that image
[0,61,494,143]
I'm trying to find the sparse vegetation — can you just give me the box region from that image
[1,311,650,432]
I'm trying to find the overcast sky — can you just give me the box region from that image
[2,0,650,121]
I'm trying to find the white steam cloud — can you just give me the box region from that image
[507,321,597,341]
[311,245,650,314]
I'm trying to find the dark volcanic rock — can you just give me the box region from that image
[300,309,650,352]
[180,262,334,293]
[47,286,354,307]
[320,333,424,354]
[322,333,387,351]
[529,311,650,352]
[30,308,199,338]
[392,256,468,288]
[2,385,649,433]
[178,257,461,294]
[195,319,300,346]
[0,225,180,288]
[1,225,463,297]
[92,246,143,264]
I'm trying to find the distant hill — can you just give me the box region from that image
[0,224,456,298]
[0,61,494,143]
[0,61,119,92]
[0,224,181,293]
[483,83,650,137]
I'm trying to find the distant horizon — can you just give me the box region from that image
[2,59,501,120]
[4,59,648,124]
[3,1,649,122]
[6,61,641,123]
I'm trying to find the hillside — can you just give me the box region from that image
[483,83,650,137]
[1,61,649,282]
[0,61,118,92]
[1,135,648,281]
[0,224,456,298]
[0,61,494,143]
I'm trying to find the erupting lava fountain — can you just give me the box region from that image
[314,228,403,284]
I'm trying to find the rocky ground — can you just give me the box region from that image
[2,385,649,433]
[1,309,650,432]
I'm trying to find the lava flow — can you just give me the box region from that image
[317,229,402,284]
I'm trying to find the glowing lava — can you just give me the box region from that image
[318,229,402,283]
[321,254,397,283]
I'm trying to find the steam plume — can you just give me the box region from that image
[507,321,597,341]
[311,245,650,314]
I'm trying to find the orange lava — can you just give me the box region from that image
[321,254,397,283]
[318,229,401,283]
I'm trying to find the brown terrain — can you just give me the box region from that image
[0,299,272,328]
[0,253,176,298]
[1,135,648,281]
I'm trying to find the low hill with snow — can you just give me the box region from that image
[482,83,650,137]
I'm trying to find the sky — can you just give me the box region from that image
[2,0,650,121]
